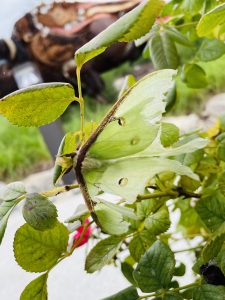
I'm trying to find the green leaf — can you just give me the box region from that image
[101,286,139,300]
[181,0,204,13]
[0,83,76,127]
[174,262,186,277]
[163,293,184,300]
[216,248,225,274]
[133,240,175,292]
[0,199,19,245]
[217,139,225,162]
[165,26,193,47]
[14,222,69,272]
[149,31,179,70]
[95,203,130,235]
[165,82,177,112]
[193,284,225,300]
[85,236,123,273]
[22,193,58,231]
[121,262,136,286]
[0,182,26,201]
[197,3,225,40]
[196,39,225,62]
[137,199,164,220]
[144,205,170,235]
[97,199,137,220]
[129,230,156,262]
[181,64,208,89]
[202,233,225,262]
[20,273,48,300]
[53,131,79,185]
[161,122,179,147]
[75,0,165,68]
[196,192,225,232]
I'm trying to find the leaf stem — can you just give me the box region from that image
[76,66,85,143]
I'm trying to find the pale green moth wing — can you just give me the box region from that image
[82,157,198,203]
[88,69,176,160]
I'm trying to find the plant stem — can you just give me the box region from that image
[137,191,178,201]
[174,246,202,253]
[175,21,198,28]
[138,282,199,299]
[41,184,79,197]
[76,66,85,142]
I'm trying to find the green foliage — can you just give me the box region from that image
[22,193,58,231]
[181,64,208,88]
[197,3,225,40]
[102,286,139,300]
[2,1,225,299]
[94,203,130,235]
[14,222,68,272]
[193,285,225,300]
[0,198,19,244]
[75,0,165,68]
[133,240,175,292]
[129,230,156,262]
[196,192,225,232]
[160,122,179,147]
[149,31,179,69]
[0,181,25,201]
[85,236,123,273]
[0,83,76,127]
[20,274,48,300]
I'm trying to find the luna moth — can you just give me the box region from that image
[72,69,208,211]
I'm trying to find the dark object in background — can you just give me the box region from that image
[0,0,142,98]
[200,262,225,286]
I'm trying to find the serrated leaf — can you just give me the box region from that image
[196,39,225,62]
[161,122,179,147]
[85,236,123,273]
[193,284,225,300]
[14,222,69,272]
[144,205,170,235]
[53,131,79,185]
[129,230,156,262]
[0,83,76,127]
[197,3,225,40]
[0,199,19,245]
[149,31,179,70]
[101,286,139,300]
[22,193,58,231]
[121,262,136,286]
[20,273,48,300]
[133,240,175,292]
[137,198,164,220]
[95,203,130,235]
[196,192,225,232]
[203,233,225,262]
[75,0,165,68]
[181,64,207,89]
[0,182,26,201]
